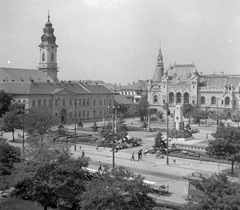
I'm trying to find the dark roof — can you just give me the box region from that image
[114,95,132,105]
[0,67,51,83]
[81,84,114,94]
[168,64,197,84]
[199,76,240,88]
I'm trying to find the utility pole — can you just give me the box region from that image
[112,107,116,168]
[166,78,169,165]
[74,98,77,151]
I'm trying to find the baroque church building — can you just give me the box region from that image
[0,15,115,123]
[148,48,240,119]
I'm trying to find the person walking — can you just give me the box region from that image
[131,151,135,161]
[138,150,142,161]
[98,161,102,172]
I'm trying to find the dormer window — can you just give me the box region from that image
[42,53,45,62]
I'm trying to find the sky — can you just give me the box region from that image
[0,0,240,84]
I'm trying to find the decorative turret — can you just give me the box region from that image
[152,47,164,83]
[38,13,58,81]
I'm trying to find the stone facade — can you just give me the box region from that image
[148,49,240,119]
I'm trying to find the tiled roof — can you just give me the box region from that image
[199,76,240,88]
[0,83,31,94]
[0,67,51,83]
[114,95,132,105]
[80,84,114,94]
[168,64,197,84]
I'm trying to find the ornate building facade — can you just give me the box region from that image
[148,48,240,119]
[0,15,115,123]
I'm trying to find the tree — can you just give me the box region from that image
[185,173,240,210]
[0,140,21,176]
[0,90,12,117]
[183,104,193,123]
[231,112,240,126]
[80,166,156,210]
[155,110,164,121]
[206,125,240,174]
[24,107,55,137]
[153,131,165,150]
[192,107,205,124]
[2,110,22,141]
[0,142,90,210]
[128,98,149,123]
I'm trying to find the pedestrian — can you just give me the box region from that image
[98,161,102,172]
[81,150,85,158]
[173,159,176,165]
[96,144,98,150]
[138,150,142,161]
[198,154,202,164]
[131,151,135,161]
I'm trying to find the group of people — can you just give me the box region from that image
[131,149,143,161]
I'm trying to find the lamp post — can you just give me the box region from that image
[166,78,169,165]
[22,104,25,159]
[74,99,77,151]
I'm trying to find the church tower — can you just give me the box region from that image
[152,47,164,83]
[38,13,58,81]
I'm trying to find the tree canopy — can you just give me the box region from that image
[185,173,240,210]
[128,98,149,122]
[206,125,240,174]
[24,107,56,137]
[80,166,156,210]
[0,90,12,118]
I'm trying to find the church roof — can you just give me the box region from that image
[0,67,51,83]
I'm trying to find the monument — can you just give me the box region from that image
[174,105,184,130]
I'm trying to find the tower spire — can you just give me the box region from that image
[152,45,164,83]
[48,11,50,22]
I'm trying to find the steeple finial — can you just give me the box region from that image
[48,11,50,22]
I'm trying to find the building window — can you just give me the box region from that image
[43,100,47,107]
[87,111,89,117]
[79,111,81,117]
[42,53,45,62]
[63,99,65,106]
[153,95,158,103]
[184,93,189,104]
[69,112,72,118]
[69,99,73,106]
[55,113,58,116]
[104,99,106,105]
[32,100,36,107]
[93,99,96,106]
[87,99,89,105]
[211,97,216,105]
[176,93,181,103]
[38,100,41,107]
[78,99,81,105]
[100,110,102,116]
[83,111,85,117]
[109,109,112,115]
[109,99,112,106]
[83,99,85,105]
[201,96,205,105]
[163,100,165,104]
[169,93,174,103]
[225,97,230,105]
[100,99,102,106]
[55,99,58,106]
[49,99,52,107]
[51,53,54,62]
[93,110,96,116]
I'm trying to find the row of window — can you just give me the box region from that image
[56,109,112,118]
[31,98,112,107]
[153,93,190,104]
[201,96,233,106]
[42,52,54,62]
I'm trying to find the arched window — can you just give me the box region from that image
[42,53,45,62]
[51,53,54,62]
[169,93,174,103]
[184,93,189,104]
[211,97,216,105]
[225,97,230,105]
[176,93,181,103]
[201,96,205,105]
[153,95,158,103]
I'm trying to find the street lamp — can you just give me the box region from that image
[71,98,78,151]
[166,78,169,165]
[108,105,119,168]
